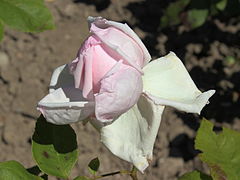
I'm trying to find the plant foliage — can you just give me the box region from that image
[161,0,240,29]
[180,119,240,180]
[0,161,43,180]
[0,0,54,41]
[32,115,78,179]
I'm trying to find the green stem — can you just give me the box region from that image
[91,166,138,180]
[94,170,130,179]
[130,166,138,180]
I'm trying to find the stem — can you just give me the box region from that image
[92,166,138,180]
[94,170,130,179]
[130,166,138,180]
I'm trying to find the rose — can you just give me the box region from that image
[38,17,215,172]
[68,16,151,123]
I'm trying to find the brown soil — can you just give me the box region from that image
[0,0,239,180]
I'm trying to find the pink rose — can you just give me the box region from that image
[38,16,151,124]
[69,17,151,123]
[38,17,215,172]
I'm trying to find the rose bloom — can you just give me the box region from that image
[38,17,215,172]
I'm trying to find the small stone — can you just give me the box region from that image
[0,51,9,68]
[158,158,184,178]
[64,4,78,17]
[232,91,239,103]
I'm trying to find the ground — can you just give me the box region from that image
[0,0,239,179]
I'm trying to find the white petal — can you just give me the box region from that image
[38,64,94,125]
[38,88,94,125]
[49,64,75,93]
[142,52,215,114]
[91,95,164,172]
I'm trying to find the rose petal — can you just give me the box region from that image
[70,35,121,97]
[88,16,150,73]
[38,88,94,125]
[38,64,94,125]
[69,36,101,99]
[142,52,215,114]
[95,63,143,123]
[91,40,120,93]
[49,64,74,93]
[88,16,151,66]
[72,47,94,99]
[106,20,151,66]
[92,95,164,172]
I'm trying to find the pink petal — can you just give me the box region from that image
[92,42,120,93]
[69,35,122,98]
[95,63,143,123]
[91,24,144,68]
[88,16,151,66]
[106,20,151,66]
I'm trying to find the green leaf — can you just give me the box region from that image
[32,115,78,179]
[179,171,212,180]
[195,119,240,180]
[0,0,55,33]
[74,176,92,180]
[187,9,208,29]
[0,161,42,180]
[160,0,190,27]
[216,0,228,11]
[0,20,3,41]
[88,157,100,175]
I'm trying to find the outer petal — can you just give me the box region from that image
[69,35,120,98]
[142,52,215,114]
[37,65,94,125]
[95,63,143,123]
[49,64,74,93]
[70,47,94,100]
[106,20,151,66]
[88,16,151,70]
[92,95,164,172]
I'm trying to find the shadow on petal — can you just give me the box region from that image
[92,95,164,173]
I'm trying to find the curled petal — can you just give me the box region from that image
[92,95,164,172]
[49,64,74,92]
[88,16,151,71]
[106,20,151,66]
[142,52,215,114]
[144,90,215,114]
[38,88,94,125]
[38,65,94,125]
[70,48,94,100]
[95,63,143,123]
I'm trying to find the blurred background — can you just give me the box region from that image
[0,0,239,179]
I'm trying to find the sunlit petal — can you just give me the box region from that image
[142,52,215,113]
[38,64,94,124]
[88,16,151,72]
[49,64,74,93]
[93,95,164,172]
[95,63,143,123]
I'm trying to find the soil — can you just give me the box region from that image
[0,0,239,180]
